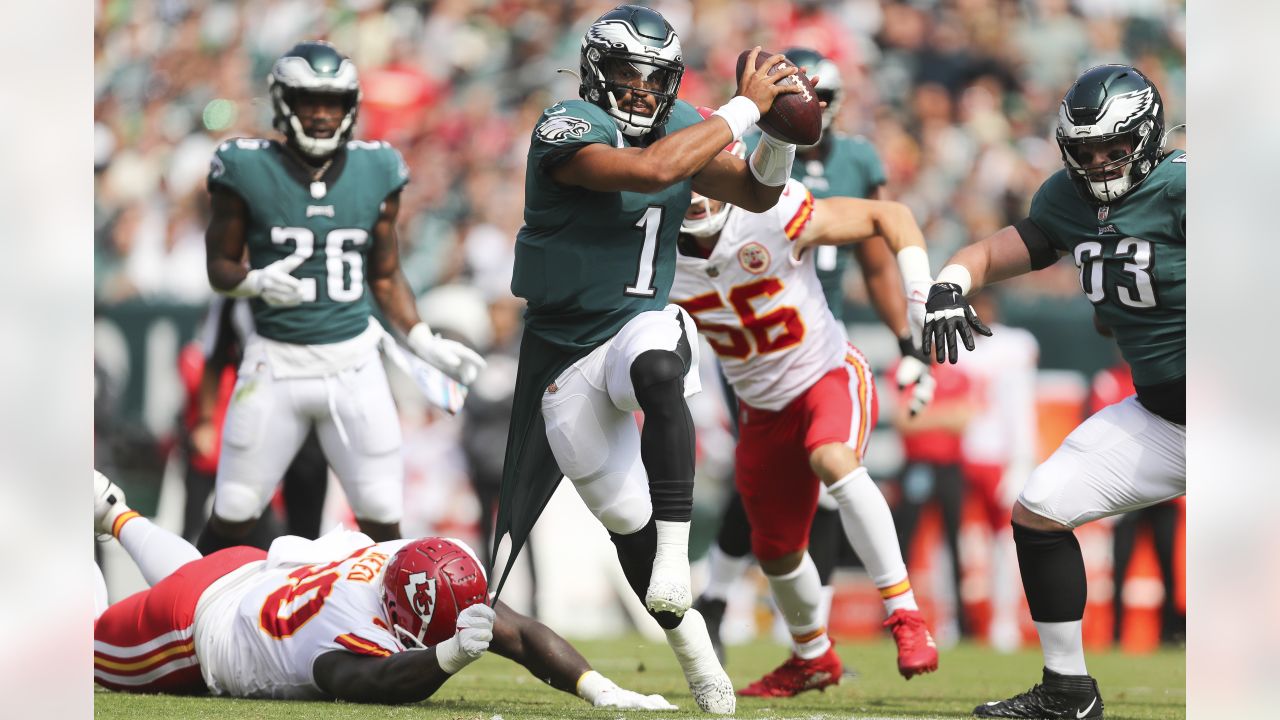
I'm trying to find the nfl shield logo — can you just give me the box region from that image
[1097,206,1110,222]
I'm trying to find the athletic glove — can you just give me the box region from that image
[434,603,495,674]
[895,334,935,417]
[228,260,307,307]
[408,323,487,386]
[922,282,992,364]
[578,670,678,710]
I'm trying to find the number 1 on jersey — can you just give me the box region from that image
[625,206,663,297]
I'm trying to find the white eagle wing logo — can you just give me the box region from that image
[1097,87,1155,134]
[536,116,593,143]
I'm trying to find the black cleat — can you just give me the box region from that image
[974,667,1104,718]
[693,595,726,665]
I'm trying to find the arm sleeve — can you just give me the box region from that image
[1014,216,1060,271]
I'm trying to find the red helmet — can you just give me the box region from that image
[381,537,488,647]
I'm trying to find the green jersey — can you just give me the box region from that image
[1023,151,1186,388]
[746,132,886,315]
[512,99,702,352]
[207,138,409,345]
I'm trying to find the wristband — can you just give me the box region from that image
[434,636,475,675]
[895,246,933,288]
[576,670,614,703]
[935,264,973,296]
[748,132,796,187]
[711,96,761,141]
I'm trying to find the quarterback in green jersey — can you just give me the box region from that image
[496,5,806,713]
[923,65,1185,719]
[200,42,484,553]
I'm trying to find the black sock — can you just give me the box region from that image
[715,490,753,558]
[631,343,695,523]
[609,517,682,629]
[1013,522,1087,622]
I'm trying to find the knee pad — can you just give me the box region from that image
[596,492,652,535]
[630,350,687,403]
[213,482,270,524]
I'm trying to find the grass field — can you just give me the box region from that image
[94,636,1184,719]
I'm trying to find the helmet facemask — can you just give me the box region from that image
[269,49,361,159]
[579,9,684,138]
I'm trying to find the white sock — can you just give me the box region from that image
[765,554,830,659]
[1036,620,1088,676]
[827,467,918,614]
[654,519,691,574]
[702,545,750,601]
[663,608,724,681]
[118,515,203,586]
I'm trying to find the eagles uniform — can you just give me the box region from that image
[1014,150,1185,528]
[207,138,410,526]
[671,179,878,560]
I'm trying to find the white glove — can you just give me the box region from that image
[578,670,678,711]
[229,260,306,307]
[408,323,487,386]
[895,350,936,417]
[434,603,495,674]
[594,685,679,711]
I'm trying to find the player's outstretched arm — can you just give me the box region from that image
[368,191,485,385]
[923,224,1038,363]
[552,48,799,203]
[312,604,496,704]
[489,601,676,710]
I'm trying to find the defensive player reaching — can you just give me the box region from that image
[200,42,483,552]
[93,471,674,710]
[693,48,935,663]
[921,65,1184,719]
[495,5,804,713]
[671,130,939,696]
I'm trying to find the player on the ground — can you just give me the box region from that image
[670,132,939,696]
[493,5,806,713]
[200,41,484,553]
[922,65,1184,719]
[93,471,674,709]
[692,47,934,663]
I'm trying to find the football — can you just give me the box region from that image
[734,49,823,146]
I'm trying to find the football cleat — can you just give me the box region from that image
[647,533,692,617]
[973,668,1104,718]
[884,608,939,679]
[94,470,129,539]
[692,596,727,665]
[663,609,735,714]
[738,642,842,698]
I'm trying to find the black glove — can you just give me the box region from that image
[921,282,992,364]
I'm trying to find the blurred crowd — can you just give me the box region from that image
[95,0,1186,311]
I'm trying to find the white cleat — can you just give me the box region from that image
[663,608,736,714]
[645,576,693,617]
[94,469,129,538]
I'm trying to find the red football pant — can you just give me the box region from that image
[94,547,266,693]
[735,347,878,562]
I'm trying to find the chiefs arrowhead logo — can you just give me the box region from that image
[738,242,771,274]
[404,571,437,628]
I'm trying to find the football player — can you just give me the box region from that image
[495,5,806,714]
[922,65,1185,719]
[199,41,484,553]
[93,471,674,709]
[670,128,939,696]
[693,47,934,663]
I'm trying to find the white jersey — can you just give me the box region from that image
[671,179,846,411]
[193,534,413,699]
[960,324,1039,467]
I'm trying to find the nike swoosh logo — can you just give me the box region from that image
[1077,696,1097,718]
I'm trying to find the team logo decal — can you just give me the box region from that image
[1097,206,1110,222]
[536,116,592,143]
[738,242,771,274]
[404,571,437,627]
[209,154,226,179]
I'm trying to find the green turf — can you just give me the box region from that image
[94,636,1184,719]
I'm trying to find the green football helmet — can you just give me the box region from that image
[268,41,361,158]
[1056,64,1165,204]
[579,5,684,138]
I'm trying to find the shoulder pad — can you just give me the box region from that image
[209,138,270,188]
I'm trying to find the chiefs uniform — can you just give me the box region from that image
[95,535,425,699]
[671,178,877,560]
